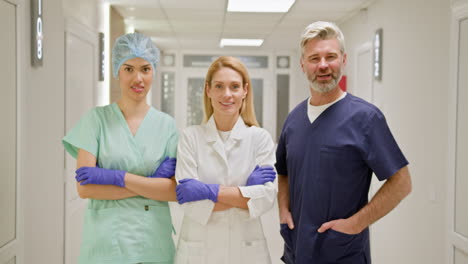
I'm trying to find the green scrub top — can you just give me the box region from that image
[63,103,178,264]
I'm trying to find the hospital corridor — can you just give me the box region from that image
[0,0,467,263]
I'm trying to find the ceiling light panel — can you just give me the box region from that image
[220,38,264,47]
[227,0,295,13]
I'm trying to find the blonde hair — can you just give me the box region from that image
[202,56,259,127]
[300,21,345,56]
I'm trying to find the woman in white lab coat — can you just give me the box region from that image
[174,56,277,264]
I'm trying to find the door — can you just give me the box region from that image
[449,5,468,263]
[354,42,373,102]
[64,19,98,264]
[179,66,273,133]
[0,1,19,263]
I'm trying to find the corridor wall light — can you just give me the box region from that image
[220,38,264,47]
[227,0,295,13]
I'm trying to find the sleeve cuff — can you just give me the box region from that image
[181,200,215,225]
[239,182,276,219]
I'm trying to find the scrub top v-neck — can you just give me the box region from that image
[63,103,179,264]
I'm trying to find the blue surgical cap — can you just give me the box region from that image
[111,33,160,78]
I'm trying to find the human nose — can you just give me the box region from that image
[134,71,143,82]
[222,87,232,97]
[318,58,329,69]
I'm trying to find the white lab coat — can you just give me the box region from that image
[174,116,277,264]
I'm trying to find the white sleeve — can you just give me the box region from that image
[238,128,278,219]
[175,129,215,225]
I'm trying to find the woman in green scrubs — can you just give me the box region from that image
[63,33,178,264]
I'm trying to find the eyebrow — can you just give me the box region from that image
[122,64,152,68]
[212,80,242,84]
[307,52,339,59]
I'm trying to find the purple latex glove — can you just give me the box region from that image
[75,167,126,187]
[246,165,276,186]
[149,157,176,178]
[176,178,219,204]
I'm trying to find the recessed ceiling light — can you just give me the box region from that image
[128,7,135,11]
[227,0,295,13]
[126,25,135,34]
[220,38,264,47]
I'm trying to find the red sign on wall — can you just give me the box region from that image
[339,75,347,91]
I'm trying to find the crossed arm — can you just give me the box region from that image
[278,166,412,234]
[213,186,249,211]
[76,149,177,201]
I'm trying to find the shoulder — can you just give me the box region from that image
[340,94,389,134]
[247,126,274,145]
[279,99,308,135]
[247,125,271,138]
[181,124,204,138]
[345,94,382,116]
[284,99,308,125]
[81,104,113,123]
[288,99,308,118]
[150,107,176,124]
[148,107,178,131]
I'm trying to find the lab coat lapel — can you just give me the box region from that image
[225,117,246,153]
[203,116,247,163]
[204,117,229,165]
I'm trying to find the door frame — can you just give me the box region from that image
[163,52,277,137]
[0,0,24,263]
[353,41,372,98]
[447,1,468,262]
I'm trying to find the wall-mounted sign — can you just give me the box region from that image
[99,32,105,81]
[339,75,347,91]
[31,0,43,67]
[373,28,383,81]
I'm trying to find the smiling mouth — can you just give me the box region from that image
[131,86,144,92]
[316,74,332,81]
[220,102,234,106]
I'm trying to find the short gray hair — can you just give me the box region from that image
[300,21,345,56]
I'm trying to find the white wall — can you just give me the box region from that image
[21,0,65,262]
[339,0,450,263]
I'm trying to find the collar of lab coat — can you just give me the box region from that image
[204,115,247,143]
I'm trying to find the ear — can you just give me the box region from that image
[205,82,211,97]
[300,56,306,73]
[342,52,348,66]
[243,83,248,98]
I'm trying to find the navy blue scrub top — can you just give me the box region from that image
[275,94,408,264]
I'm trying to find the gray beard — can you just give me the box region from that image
[309,72,342,93]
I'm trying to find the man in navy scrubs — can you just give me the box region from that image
[276,21,412,264]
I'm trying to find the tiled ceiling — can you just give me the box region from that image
[110,0,374,51]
